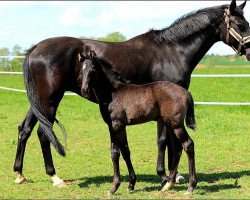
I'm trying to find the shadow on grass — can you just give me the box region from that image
[65,170,250,193]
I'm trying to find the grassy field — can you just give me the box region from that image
[0,65,249,199]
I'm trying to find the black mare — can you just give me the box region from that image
[13,0,250,193]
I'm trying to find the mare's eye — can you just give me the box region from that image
[238,24,245,31]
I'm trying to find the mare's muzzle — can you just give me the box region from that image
[246,48,250,61]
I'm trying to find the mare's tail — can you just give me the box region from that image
[23,46,66,156]
[185,91,196,130]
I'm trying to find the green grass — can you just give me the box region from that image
[0,66,249,199]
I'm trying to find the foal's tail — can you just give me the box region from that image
[23,46,66,156]
[185,91,196,130]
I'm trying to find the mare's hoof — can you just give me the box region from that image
[51,175,67,187]
[184,190,193,195]
[53,181,67,188]
[15,173,27,184]
[175,173,185,184]
[160,182,174,193]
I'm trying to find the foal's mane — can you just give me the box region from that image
[149,4,229,45]
[93,57,128,88]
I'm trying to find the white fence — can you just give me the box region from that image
[0,56,250,106]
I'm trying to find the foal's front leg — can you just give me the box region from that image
[100,105,136,194]
[116,128,136,191]
[156,119,169,185]
[108,127,136,194]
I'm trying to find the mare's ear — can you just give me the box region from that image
[230,0,237,12]
[89,50,97,59]
[238,0,247,10]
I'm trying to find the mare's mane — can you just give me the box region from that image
[149,5,229,45]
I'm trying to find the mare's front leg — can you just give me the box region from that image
[13,108,37,184]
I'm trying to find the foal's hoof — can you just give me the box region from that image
[175,173,185,184]
[184,187,194,195]
[15,173,27,184]
[107,190,115,196]
[160,182,174,193]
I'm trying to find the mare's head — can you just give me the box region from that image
[220,0,250,59]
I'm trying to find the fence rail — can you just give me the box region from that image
[1,56,249,106]
[0,56,25,59]
[1,71,250,77]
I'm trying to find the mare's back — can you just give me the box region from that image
[30,37,83,59]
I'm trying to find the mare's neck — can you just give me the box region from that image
[155,6,226,72]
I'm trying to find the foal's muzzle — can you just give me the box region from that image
[81,84,90,98]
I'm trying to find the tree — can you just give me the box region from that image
[9,45,24,71]
[98,32,126,42]
[80,32,127,42]
[0,47,11,70]
[0,45,25,71]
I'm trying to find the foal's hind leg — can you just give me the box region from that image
[181,128,197,194]
[13,108,38,183]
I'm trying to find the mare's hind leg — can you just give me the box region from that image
[161,127,183,192]
[99,105,136,194]
[167,127,197,194]
[13,108,38,183]
[37,93,66,187]
[157,120,184,186]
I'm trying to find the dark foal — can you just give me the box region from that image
[81,51,197,194]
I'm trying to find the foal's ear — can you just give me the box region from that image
[230,0,237,12]
[89,50,97,59]
[238,0,247,11]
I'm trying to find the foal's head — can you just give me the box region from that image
[81,51,97,97]
[81,50,127,97]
